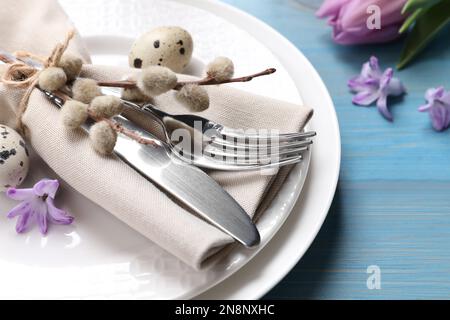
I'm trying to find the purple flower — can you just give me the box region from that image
[317,0,408,45]
[418,87,450,131]
[348,56,406,121]
[5,179,73,235]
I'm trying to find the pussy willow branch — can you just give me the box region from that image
[0,55,10,64]
[0,51,273,146]
[55,90,157,147]
[103,118,157,146]
[0,51,276,90]
[96,68,277,90]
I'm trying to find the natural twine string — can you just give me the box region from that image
[0,30,75,135]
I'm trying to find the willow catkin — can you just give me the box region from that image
[137,66,178,96]
[58,53,83,81]
[72,78,102,104]
[60,100,89,129]
[121,74,152,102]
[176,84,209,111]
[38,67,67,91]
[89,120,117,155]
[206,57,234,81]
[89,95,124,118]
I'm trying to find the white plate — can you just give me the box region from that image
[0,0,340,299]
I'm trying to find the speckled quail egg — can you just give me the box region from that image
[129,26,193,73]
[0,125,30,192]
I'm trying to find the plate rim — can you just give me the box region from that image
[186,0,341,299]
[0,0,338,300]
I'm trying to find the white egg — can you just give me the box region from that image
[0,125,30,192]
[129,26,194,73]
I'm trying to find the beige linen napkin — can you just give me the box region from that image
[0,0,313,269]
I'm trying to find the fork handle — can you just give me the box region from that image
[102,87,214,136]
[141,103,211,131]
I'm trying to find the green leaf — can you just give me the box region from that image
[399,0,445,34]
[402,0,442,14]
[398,0,450,69]
[399,8,423,34]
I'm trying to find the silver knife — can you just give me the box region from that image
[42,90,260,248]
[0,55,259,247]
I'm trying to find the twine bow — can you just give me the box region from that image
[0,30,75,135]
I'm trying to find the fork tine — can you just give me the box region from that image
[209,137,313,153]
[205,145,309,159]
[212,134,315,150]
[206,154,303,168]
[173,142,305,166]
[183,155,303,171]
[218,130,316,142]
[203,145,309,163]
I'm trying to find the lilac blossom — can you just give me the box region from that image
[348,56,406,121]
[5,179,73,235]
[418,87,450,131]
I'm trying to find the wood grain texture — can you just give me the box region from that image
[222,0,450,299]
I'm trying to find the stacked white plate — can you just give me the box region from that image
[0,0,340,299]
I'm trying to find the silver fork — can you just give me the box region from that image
[102,87,315,170]
[41,89,302,171]
[37,89,260,247]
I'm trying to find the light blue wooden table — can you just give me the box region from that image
[222,0,450,299]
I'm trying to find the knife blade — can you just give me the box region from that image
[42,90,260,248]
[115,116,260,247]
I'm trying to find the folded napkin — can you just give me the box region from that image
[0,0,313,269]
